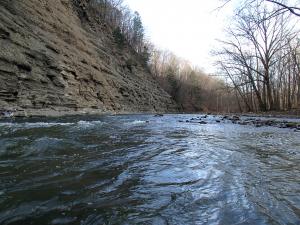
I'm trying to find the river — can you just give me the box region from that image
[0,114,299,225]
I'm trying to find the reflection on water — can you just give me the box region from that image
[0,114,299,225]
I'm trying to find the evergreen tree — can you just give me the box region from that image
[132,11,144,53]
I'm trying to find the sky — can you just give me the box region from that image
[124,0,236,74]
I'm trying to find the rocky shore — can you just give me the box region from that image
[0,108,170,118]
[0,108,113,118]
[180,114,300,132]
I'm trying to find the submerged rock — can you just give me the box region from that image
[222,115,229,120]
[232,116,240,121]
[0,110,15,118]
[286,122,298,129]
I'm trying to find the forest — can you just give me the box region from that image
[81,0,300,113]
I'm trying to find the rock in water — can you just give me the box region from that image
[0,110,14,118]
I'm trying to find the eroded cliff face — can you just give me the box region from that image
[0,0,177,116]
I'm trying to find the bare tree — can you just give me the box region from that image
[149,48,238,112]
[220,0,300,17]
[265,0,300,17]
[215,1,299,111]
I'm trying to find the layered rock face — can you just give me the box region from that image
[0,0,177,116]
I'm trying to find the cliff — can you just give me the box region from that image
[0,0,177,117]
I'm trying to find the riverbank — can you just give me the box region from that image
[182,114,300,132]
[0,107,170,119]
[0,108,112,119]
[1,109,300,132]
[235,110,300,119]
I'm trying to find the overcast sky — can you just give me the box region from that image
[124,0,237,73]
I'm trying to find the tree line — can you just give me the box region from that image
[148,49,239,112]
[76,0,234,112]
[75,0,147,57]
[77,0,300,113]
[216,0,300,112]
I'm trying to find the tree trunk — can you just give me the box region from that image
[265,73,274,110]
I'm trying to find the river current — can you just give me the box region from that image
[0,114,299,225]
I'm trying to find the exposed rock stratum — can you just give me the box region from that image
[0,0,177,116]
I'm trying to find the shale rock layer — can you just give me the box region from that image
[0,0,177,116]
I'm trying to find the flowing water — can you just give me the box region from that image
[0,114,300,225]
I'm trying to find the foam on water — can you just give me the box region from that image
[25,122,74,128]
[126,120,147,125]
[0,121,107,130]
[76,120,106,128]
[0,122,73,129]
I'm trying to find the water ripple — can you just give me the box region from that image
[0,114,299,224]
